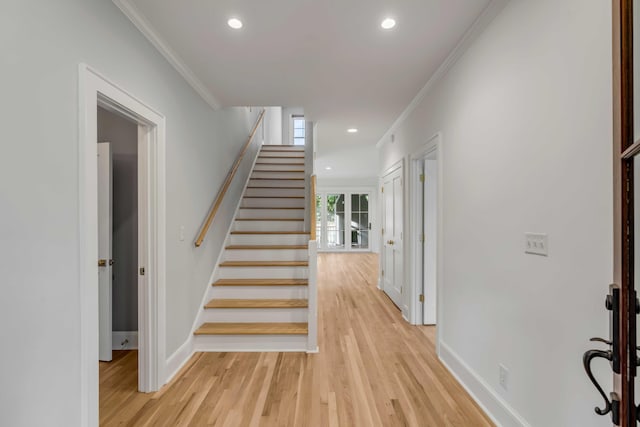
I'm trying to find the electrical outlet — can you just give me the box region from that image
[525,232,548,256]
[499,364,509,390]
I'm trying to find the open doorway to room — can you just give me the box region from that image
[409,134,441,332]
[79,65,166,426]
[97,106,139,377]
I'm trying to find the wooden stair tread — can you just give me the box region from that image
[240,207,304,210]
[250,178,305,181]
[205,299,308,309]
[253,170,305,173]
[195,322,308,335]
[219,261,309,267]
[243,196,305,199]
[247,186,305,189]
[235,218,304,221]
[230,231,310,235]
[213,279,308,286]
[226,245,308,250]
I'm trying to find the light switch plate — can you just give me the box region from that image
[525,232,548,256]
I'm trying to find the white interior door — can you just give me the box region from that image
[98,142,113,362]
[423,159,437,324]
[383,168,403,308]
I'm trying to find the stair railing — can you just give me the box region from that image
[194,109,266,247]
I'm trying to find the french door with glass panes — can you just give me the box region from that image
[316,192,371,251]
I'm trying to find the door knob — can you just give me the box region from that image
[387,240,394,245]
[98,259,114,267]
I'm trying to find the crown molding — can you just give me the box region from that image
[376,0,510,148]
[112,0,222,110]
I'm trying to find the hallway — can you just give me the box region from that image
[99,253,492,426]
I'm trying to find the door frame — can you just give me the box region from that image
[78,64,166,426]
[316,187,376,252]
[380,160,405,311]
[409,133,443,339]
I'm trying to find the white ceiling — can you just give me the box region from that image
[124,0,492,179]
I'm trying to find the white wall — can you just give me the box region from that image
[379,0,612,425]
[97,107,138,333]
[0,1,260,426]
[263,106,283,145]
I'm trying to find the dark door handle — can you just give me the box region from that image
[583,347,613,416]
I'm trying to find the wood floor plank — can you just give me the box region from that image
[225,245,308,250]
[100,254,494,427]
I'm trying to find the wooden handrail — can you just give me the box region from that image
[195,109,266,247]
[310,175,317,241]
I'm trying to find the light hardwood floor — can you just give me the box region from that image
[99,253,493,426]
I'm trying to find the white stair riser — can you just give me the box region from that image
[252,171,305,180]
[256,157,305,164]
[253,164,305,172]
[224,249,307,261]
[234,221,304,232]
[259,152,305,158]
[201,308,307,323]
[193,335,308,352]
[210,285,308,299]
[229,234,309,245]
[242,198,304,208]
[245,188,305,197]
[261,145,305,151]
[248,179,305,188]
[237,208,304,219]
[218,266,308,279]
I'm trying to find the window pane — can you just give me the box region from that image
[294,119,305,129]
[360,213,368,229]
[336,195,345,212]
[294,138,305,146]
[294,129,305,138]
[352,231,369,249]
[351,194,359,211]
[351,213,360,230]
[360,194,368,211]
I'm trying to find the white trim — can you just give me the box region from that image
[111,0,221,110]
[79,64,167,427]
[376,0,510,148]
[164,336,194,384]
[408,133,442,327]
[112,331,139,350]
[439,342,531,427]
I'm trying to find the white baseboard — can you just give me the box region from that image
[439,342,531,427]
[164,336,194,385]
[112,331,138,350]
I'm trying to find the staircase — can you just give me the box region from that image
[193,145,318,352]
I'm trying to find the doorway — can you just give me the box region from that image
[315,191,373,251]
[381,161,404,309]
[410,135,441,327]
[97,107,139,364]
[79,65,166,426]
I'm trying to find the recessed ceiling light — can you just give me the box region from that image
[381,18,396,30]
[347,128,358,133]
[325,166,333,170]
[228,18,243,29]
